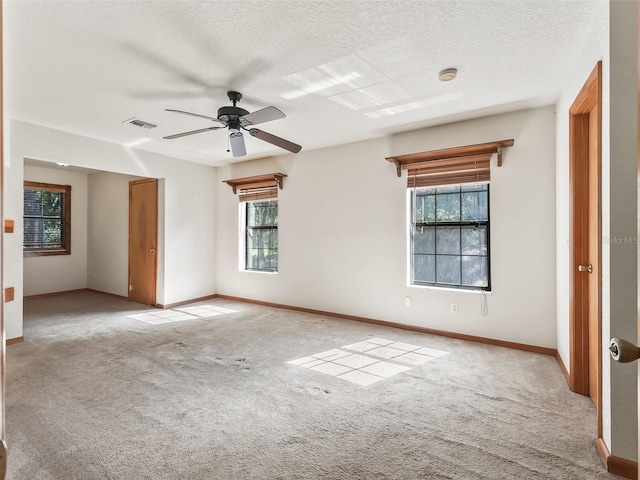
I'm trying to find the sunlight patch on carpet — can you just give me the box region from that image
[128,304,237,325]
[288,337,448,386]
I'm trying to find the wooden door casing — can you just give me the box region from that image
[588,104,601,408]
[568,62,602,437]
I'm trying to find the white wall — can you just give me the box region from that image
[3,121,24,340]
[87,171,144,297]
[217,106,557,349]
[23,165,88,296]
[555,0,637,462]
[4,119,217,338]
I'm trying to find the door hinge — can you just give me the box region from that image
[129,284,133,291]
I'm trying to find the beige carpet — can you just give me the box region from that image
[5,291,624,479]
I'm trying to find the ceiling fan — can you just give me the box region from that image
[164,91,302,157]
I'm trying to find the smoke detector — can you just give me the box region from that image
[439,68,458,82]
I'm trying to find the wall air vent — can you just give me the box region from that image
[122,117,157,129]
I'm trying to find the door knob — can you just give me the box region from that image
[578,264,593,273]
[609,338,640,363]
[149,247,156,253]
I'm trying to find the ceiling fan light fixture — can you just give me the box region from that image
[439,68,458,82]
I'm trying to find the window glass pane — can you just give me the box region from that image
[436,226,460,255]
[263,207,275,226]
[247,249,259,269]
[253,206,261,226]
[257,248,266,269]
[461,226,487,255]
[24,190,42,215]
[272,231,278,250]
[247,204,256,225]
[263,229,273,249]
[42,192,62,217]
[246,228,258,249]
[461,191,488,221]
[436,193,460,222]
[23,218,41,247]
[413,254,435,283]
[436,185,460,194]
[247,201,277,227]
[413,226,435,254]
[461,183,488,193]
[415,194,435,223]
[462,256,488,287]
[266,250,278,270]
[245,200,278,271]
[436,255,461,284]
[43,219,62,246]
[257,229,265,250]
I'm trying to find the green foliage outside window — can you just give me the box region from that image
[23,182,71,255]
[246,200,278,272]
[411,184,490,290]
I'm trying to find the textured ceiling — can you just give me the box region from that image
[5,0,600,166]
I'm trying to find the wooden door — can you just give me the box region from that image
[128,179,158,306]
[569,62,602,427]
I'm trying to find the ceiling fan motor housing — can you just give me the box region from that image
[218,105,249,126]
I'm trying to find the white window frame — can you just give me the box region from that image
[239,199,278,274]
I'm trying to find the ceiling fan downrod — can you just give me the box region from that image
[227,91,242,107]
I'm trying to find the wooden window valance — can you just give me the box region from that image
[385,139,514,188]
[223,173,287,202]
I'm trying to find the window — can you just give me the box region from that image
[386,139,509,291]
[410,183,490,290]
[23,181,71,256]
[245,200,278,272]
[223,173,286,274]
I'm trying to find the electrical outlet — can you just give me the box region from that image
[451,303,459,314]
[405,296,411,307]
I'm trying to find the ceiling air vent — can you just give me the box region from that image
[122,117,157,129]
